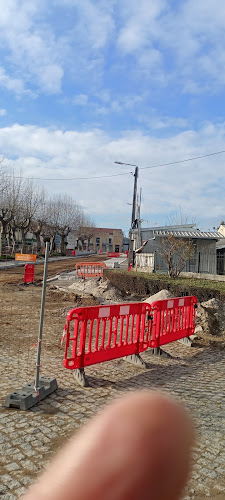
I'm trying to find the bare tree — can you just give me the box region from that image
[76,215,95,251]
[9,179,43,253]
[0,166,23,256]
[160,235,194,278]
[47,195,83,254]
[166,208,196,227]
[29,188,48,253]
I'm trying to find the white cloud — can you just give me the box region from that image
[73,94,88,106]
[0,0,65,95]
[0,109,7,116]
[0,122,224,228]
[0,67,26,95]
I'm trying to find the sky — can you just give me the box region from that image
[0,0,225,234]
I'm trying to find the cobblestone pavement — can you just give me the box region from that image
[0,341,225,499]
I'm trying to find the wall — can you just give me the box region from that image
[218,224,225,236]
[91,229,123,253]
[196,240,217,274]
[136,253,154,272]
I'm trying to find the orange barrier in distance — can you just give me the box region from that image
[76,261,106,278]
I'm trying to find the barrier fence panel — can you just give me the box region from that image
[76,262,106,278]
[149,296,197,348]
[107,252,120,258]
[23,264,35,284]
[63,302,152,369]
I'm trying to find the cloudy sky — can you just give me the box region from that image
[0,0,225,233]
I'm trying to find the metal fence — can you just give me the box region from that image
[154,251,225,275]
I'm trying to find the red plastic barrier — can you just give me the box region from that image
[76,262,106,278]
[63,302,151,369]
[107,252,120,258]
[23,264,34,284]
[150,296,197,348]
[128,263,132,271]
[62,296,197,373]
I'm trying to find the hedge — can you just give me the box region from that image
[103,269,225,303]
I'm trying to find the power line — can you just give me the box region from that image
[3,148,225,180]
[6,171,133,181]
[138,149,225,170]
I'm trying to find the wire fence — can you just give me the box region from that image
[154,251,225,275]
[0,249,108,408]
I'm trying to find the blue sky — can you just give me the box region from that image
[0,0,225,233]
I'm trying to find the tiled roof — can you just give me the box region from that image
[86,227,122,233]
[153,230,222,240]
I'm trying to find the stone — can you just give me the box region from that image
[144,289,174,304]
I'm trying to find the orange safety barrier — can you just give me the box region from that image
[63,302,151,369]
[76,262,106,278]
[150,296,197,348]
[107,252,120,258]
[62,296,197,384]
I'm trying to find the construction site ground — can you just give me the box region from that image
[0,258,225,499]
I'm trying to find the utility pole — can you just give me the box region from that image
[129,166,138,266]
[114,161,139,267]
[131,166,138,227]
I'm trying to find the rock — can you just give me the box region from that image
[196,298,225,336]
[144,289,174,305]
[201,298,219,309]
[194,325,203,333]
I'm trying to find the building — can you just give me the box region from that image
[140,224,222,275]
[66,227,123,253]
[90,228,123,253]
[217,223,225,275]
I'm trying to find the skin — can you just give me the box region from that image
[22,391,194,500]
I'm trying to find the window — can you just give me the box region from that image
[109,238,112,244]
[96,237,100,244]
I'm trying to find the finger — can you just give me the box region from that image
[23,391,194,500]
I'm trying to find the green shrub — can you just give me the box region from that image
[103,269,225,302]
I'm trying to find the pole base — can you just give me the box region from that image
[178,337,193,347]
[150,347,172,358]
[73,369,89,387]
[123,353,147,368]
[4,377,58,411]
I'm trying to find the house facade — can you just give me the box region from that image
[66,227,123,253]
[141,224,222,275]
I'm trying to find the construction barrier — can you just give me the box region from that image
[107,252,120,258]
[62,296,197,385]
[149,296,197,348]
[23,264,35,284]
[63,302,151,369]
[76,262,106,278]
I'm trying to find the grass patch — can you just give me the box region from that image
[104,269,225,302]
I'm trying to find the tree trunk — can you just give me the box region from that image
[0,222,7,256]
[36,232,42,253]
[60,234,65,254]
[21,228,26,253]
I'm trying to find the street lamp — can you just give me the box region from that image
[115,161,139,168]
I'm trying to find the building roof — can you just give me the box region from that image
[153,229,222,240]
[90,227,123,233]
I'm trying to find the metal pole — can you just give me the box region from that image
[35,239,50,390]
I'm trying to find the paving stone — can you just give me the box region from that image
[1,340,225,498]
[5,464,20,472]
